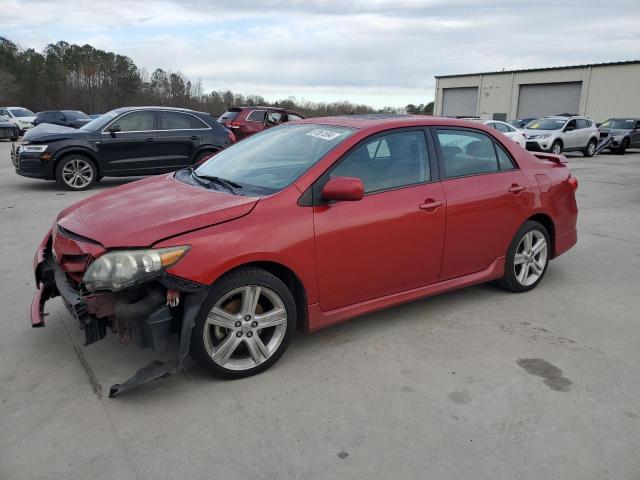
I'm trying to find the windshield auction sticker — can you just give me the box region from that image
[306,128,343,141]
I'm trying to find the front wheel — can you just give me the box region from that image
[498,221,550,293]
[551,141,562,155]
[190,267,297,379]
[55,155,97,191]
[583,139,597,157]
[615,138,629,155]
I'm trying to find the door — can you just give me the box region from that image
[517,82,581,118]
[562,119,580,149]
[632,121,640,147]
[441,87,478,117]
[574,119,591,148]
[313,129,446,311]
[433,128,533,280]
[156,111,207,170]
[98,110,158,174]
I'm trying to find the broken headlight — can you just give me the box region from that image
[83,246,190,292]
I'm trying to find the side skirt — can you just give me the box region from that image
[307,256,506,333]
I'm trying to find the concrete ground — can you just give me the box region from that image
[0,140,639,480]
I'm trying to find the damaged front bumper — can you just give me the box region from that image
[31,228,208,397]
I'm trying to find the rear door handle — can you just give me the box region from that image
[190,135,199,140]
[419,199,445,211]
[508,184,526,193]
[146,137,155,143]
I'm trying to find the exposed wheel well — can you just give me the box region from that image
[55,151,99,178]
[193,148,220,164]
[224,261,308,332]
[526,213,556,257]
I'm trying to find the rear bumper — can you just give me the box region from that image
[555,228,577,258]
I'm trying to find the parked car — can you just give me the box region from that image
[598,118,640,155]
[0,106,36,134]
[12,106,235,190]
[219,106,304,140]
[483,120,526,147]
[89,113,103,120]
[0,115,19,141]
[510,118,536,129]
[34,110,92,129]
[30,116,578,396]
[524,115,599,156]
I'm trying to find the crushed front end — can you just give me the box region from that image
[32,225,207,397]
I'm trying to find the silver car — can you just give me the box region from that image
[524,115,599,157]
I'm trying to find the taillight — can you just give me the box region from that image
[568,175,578,191]
[227,130,236,143]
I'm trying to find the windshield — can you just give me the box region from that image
[600,118,635,130]
[191,123,354,195]
[9,108,35,118]
[527,119,566,130]
[63,110,90,120]
[80,110,120,131]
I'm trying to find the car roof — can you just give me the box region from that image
[229,106,303,115]
[297,114,499,130]
[112,106,210,116]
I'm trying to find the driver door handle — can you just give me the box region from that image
[419,199,445,211]
[508,184,526,193]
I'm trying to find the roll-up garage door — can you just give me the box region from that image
[441,87,478,117]
[517,82,582,118]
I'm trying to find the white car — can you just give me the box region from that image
[483,120,526,148]
[0,106,36,134]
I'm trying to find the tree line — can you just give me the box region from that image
[0,36,431,118]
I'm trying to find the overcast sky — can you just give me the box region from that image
[2,0,640,108]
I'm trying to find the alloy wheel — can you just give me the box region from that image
[514,230,548,287]
[203,285,288,371]
[61,159,94,189]
[588,141,596,156]
[552,143,562,154]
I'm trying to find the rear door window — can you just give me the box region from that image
[246,110,267,122]
[159,111,207,130]
[576,119,587,129]
[436,129,502,178]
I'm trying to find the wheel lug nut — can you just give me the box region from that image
[236,331,242,337]
[246,331,253,338]
[244,315,251,321]
[235,321,242,328]
[251,321,258,328]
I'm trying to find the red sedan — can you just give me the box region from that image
[31,116,578,396]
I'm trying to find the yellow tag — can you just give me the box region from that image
[601,121,609,127]
[530,122,540,128]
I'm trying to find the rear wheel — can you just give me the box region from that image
[55,155,97,191]
[551,141,562,155]
[583,139,597,157]
[498,221,550,293]
[190,267,297,379]
[193,150,217,166]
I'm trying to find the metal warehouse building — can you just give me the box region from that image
[433,61,640,123]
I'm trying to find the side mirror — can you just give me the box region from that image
[596,123,601,128]
[107,124,121,136]
[321,176,364,202]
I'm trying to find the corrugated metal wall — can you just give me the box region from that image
[434,63,640,122]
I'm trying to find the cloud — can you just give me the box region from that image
[2,0,639,107]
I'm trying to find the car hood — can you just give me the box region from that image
[56,174,260,248]
[24,123,93,142]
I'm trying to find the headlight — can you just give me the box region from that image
[533,134,550,139]
[19,119,31,124]
[83,246,190,292]
[21,144,48,153]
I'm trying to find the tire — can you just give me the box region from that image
[10,135,18,142]
[551,141,562,155]
[190,267,297,379]
[615,138,629,155]
[498,221,551,293]
[583,139,597,157]
[55,154,97,191]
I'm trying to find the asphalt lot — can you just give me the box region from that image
[1,140,639,480]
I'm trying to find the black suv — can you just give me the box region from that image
[33,110,92,129]
[12,106,234,190]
